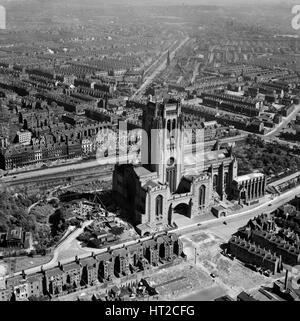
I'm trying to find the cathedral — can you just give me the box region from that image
[112,98,266,235]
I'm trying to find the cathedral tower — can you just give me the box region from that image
[142,98,184,193]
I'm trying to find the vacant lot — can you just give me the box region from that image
[148,262,214,301]
[180,229,273,297]
[3,255,52,274]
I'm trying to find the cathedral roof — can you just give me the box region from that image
[142,180,160,190]
[183,173,208,182]
[133,166,152,178]
[234,172,264,183]
[182,175,194,182]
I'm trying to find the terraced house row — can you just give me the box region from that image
[201,92,263,117]
[228,235,283,275]
[0,233,185,301]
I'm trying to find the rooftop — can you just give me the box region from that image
[133,166,152,178]
[234,172,264,183]
[143,180,160,190]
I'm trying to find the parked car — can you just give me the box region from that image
[245,263,257,272]
[256,267,263,274]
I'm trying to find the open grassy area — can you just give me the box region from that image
[3,254,52,274]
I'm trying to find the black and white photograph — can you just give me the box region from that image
[0,0,299,312]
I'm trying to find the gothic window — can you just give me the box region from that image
[155,195,163,218]
[199,185,206,206]
[224,172,229,190]
[167,119,171,132]
[172,119,176,131]
[213,174,218,190]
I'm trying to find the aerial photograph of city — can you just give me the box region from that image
[0,0,300,310]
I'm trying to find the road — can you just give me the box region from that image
[174,182,300,236]
[10,222,153,278]
[142,39,180,76]
[264,104,300,138]
[10,182,300,280]
[131,36,190,100]
[182,101,299,148]
[196,102,300,148]
[27,200,42,214]
[262,135,300,148]
[191,62,201,84]
[245,103,300,148]
[11,220,94,277]
[239,128,300,149]
[202,184,300,241]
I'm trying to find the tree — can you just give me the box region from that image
[49,208,66,236]
[111,226,124,236]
